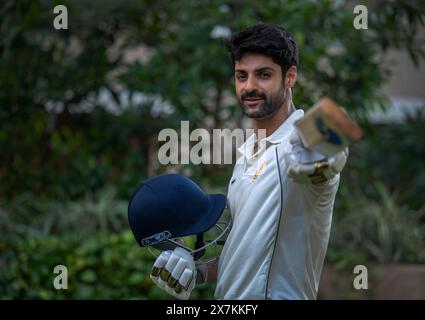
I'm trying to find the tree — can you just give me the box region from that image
[0,0,424,198]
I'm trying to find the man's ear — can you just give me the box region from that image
[284,66,297,88]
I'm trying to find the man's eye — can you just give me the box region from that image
[236,74,246,80]
[260,73,271,79]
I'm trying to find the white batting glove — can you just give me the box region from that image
[286,131,348,184]
[150,247,197,300]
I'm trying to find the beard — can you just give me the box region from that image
[238,87,286,119]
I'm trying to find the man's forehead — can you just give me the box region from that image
[234,52,279,71]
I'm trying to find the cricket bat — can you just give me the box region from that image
[294,97,363,157]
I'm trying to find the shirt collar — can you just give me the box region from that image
[237,109,304,159]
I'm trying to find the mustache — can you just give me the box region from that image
[241,91,266,100]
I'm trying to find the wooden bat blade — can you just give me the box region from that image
[294,97,364,157]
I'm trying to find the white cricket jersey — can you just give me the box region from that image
[214,109,340,300]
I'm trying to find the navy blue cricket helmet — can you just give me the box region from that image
[128,174,227,248]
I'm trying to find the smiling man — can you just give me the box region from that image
[150,23,348,300]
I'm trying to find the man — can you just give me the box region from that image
[151,23,347,300]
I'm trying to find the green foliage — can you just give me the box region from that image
[328,110,425,269]
[345,110,425,210]
[0,230,214,299]
[0,186,128,238]
[1,0,424,199]
[330,182,425,266]
[0,0,169,199]
[0,188,217,299]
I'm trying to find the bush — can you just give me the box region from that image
[0,186,128,238]
[329,182,425,267]
[344,110,425,210]
[0,189,216,299]
[0,230,215,299]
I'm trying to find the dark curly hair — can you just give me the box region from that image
[226,22,299,76]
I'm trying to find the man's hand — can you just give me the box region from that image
[150,247,197,300]
[286,131,348,184]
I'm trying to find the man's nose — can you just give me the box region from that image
[243,75,258,92]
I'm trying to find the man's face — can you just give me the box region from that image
[234,52,286,119]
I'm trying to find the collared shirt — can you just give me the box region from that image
[214,109,340,300]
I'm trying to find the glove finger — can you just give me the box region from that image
[288,163,316,176]
[151,251,171,277]
[167,258,188,288]
[175,269,194,294]
[160,252,180,282]
[328,151,347,174]
[173,247,194,261]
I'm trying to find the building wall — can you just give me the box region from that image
[370,26,425,123]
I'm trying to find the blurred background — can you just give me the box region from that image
[0,0,424,299]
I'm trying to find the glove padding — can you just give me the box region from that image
[150,247,197,300]
[286,131,348,184]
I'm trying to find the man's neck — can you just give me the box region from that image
[252,99,296,138]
